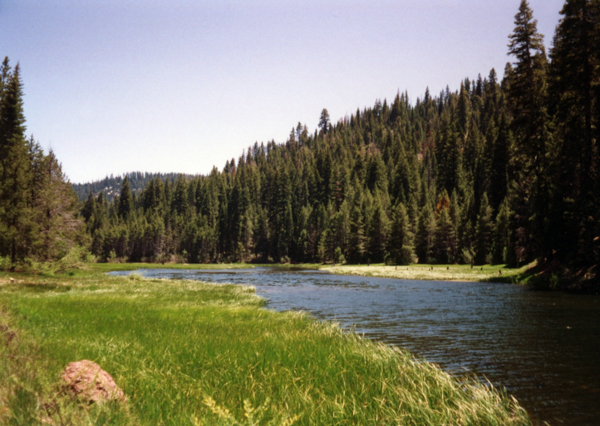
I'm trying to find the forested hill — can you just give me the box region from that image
[73,172,196,202]
[80,0,599,287]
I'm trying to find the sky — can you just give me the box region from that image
[2,0,565,184]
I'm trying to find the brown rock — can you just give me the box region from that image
[61,360,126,403]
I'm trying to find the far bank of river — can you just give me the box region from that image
[95,262,529,283]
[111,266,600,426]
[321,263,527,282]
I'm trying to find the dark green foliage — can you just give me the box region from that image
[548,0,600,266]
[346,205,366,264]
[434,193,457,264]
[117,176,134,220]
[0,61,31,264]
[72,172,194,202]
[0,59,84,266]
[475,193,494,265]
[492,198,511,264]
[388,203,415,265]
[416,204,436,264]
[366,199,390,263]
[506,0,552,264]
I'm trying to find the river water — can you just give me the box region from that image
[110,267,600,425]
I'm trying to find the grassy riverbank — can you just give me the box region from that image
[322,263,532,283]
[0,268,530,425]
[87,261,530,284]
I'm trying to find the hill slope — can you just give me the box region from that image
[73,172,195,202]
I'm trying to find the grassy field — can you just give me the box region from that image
[0,268,530,425]
[322,263,532,283]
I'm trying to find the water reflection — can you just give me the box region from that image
[110,267,600,425]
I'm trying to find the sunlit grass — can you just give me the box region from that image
[0,269,530,425]
[323,263,534,283]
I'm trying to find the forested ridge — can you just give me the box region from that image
[79,1,600,285]
[2,1,599,288]
[73,172,196,202]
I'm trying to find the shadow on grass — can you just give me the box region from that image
[2,283,72,293]
[490,262,600,294]
[480,276,521,284]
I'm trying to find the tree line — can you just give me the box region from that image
[73,172,196,202]
[1,0,598,281]
[0,58,84,267]
[80,0,600,276]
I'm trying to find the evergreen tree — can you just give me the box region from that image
[475,193,494,265]
[347,205,366,264]
[0,60,33,264]
[318,108,331,134]
[434,207,457,264]
[492,197,511,264]
[416,203,436,263]
[388,203,414,264]
[506,0,552,263]
[489,112,511,211]
[549,0,600,265]
[367,199,390,263]
[172,175,189,216]
[33,149,85,260]
[82,190,97,223]
[117,176,134,221]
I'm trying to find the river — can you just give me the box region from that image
[110,267,600,425]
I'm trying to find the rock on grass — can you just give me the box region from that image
[61,360,126,404]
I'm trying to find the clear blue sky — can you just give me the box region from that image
[2,0,564,184]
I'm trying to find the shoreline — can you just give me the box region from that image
[320,263,528,284]
[89,261,597,293]
[89,262,528,284]
[0,268,531,425]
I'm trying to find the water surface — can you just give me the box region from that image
[110,267,600,425]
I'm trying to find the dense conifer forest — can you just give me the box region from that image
[73,172,196,202]
[2,1,599,287]
[81,1,599,278]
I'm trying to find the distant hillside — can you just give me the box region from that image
[73,172,196,201]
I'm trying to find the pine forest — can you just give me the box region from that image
[2,0,600,288]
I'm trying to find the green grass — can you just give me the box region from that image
[0,269,530,425]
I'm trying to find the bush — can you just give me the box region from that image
[44,246,92,273]
[333,247,345,264]
[462,247,475,265]
[399,246,416,265]
[0,256,11,271]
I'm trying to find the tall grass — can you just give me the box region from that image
[0,271,530,425]
[323,263,533,283]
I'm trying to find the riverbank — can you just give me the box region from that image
[87,261,530,284]
[0,268,530,425]
[321,263,531,283]
[82,261,600,293]
[47,260,526,284]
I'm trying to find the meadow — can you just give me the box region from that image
[322,263,532,283]
[0,267,530,425]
